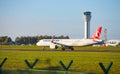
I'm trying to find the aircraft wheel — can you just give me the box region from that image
[71,48,74,51]
[62,48,65,51]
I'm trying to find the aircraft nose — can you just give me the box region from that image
[36,42,39,46]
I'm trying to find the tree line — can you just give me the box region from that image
[0,35,69,45]
[0,36,12,45]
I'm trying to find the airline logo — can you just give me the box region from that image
[91,26,102,39]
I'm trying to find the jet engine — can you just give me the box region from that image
[50,44,58,49]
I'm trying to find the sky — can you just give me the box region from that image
[0,0,120,41]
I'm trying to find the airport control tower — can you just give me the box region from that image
[84,11,91,39]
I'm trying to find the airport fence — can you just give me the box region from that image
[0,57,113,74]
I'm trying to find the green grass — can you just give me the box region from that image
[0,45,120,50]
[0,45,120,74]
[0,45,42,50]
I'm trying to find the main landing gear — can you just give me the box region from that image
[62,46,74,51]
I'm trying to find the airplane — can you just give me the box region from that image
[105,40,120,46]
[36,26,102,51]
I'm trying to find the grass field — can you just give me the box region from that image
[0,45,120,74]
[1,45,120,50]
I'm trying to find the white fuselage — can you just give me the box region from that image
[36,39,101,46]
[106,40,120,46]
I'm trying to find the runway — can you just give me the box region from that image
[0,49,120,53]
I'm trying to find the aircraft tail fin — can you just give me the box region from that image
[91,26,102,39]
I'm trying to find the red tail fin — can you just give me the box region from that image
[91,26,102,39]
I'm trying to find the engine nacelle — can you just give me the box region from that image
[50,44,58,49]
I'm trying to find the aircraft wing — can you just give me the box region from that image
[93,39,102,42]
[51,41,71,47]
[51,41,74,50]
